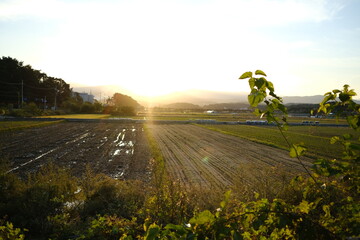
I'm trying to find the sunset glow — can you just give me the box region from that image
[1,0,359,98]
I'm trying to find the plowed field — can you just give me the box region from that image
[148,124,311,190]
[0,122,151,180]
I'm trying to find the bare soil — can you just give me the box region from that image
[148,124,311,190]
[0,122,152,181]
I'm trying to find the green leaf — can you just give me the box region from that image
[298,200,311,214]
[320,94,335,105]
[323,205,331,218]
[145,224,160,240]
[255,78,266,90]
[290,143,307,158]
[342,133,352,140]
[330,136,340,144]
[266,81,274,92]
[165,224,187,232]
[239,71,252,79]
[339,92,351,102]
[249,77,255,89]
[189,210,215,225]
[255,70,267,76]
[347,115,359,130]
[277,103,287,114]
[220,190,232,209]
[248,91,266,107]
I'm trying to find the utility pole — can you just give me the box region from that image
[54,88,57,110]
[17,92,20,108]
[21,80,24,108]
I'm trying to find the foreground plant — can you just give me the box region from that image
[141,71,359,239]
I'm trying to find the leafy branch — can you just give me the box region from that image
[239,70,317,186]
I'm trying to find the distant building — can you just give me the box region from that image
[72,92,95,103]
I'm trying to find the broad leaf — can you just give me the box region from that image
[249,77,255,89]
[239,71,252,79]
[255,78,266,90]
[330,136,340,144]
[298,200,311,214]
[290,143,307,158]
[266,81,274,92]
[189,210,215,225]
[255,70,267,76]
[145,224,160,240]
[248,91,266,107]
[347,115,359,130]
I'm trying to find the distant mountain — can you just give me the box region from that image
[162,102,202,109]
[140,89,248,106]
[203,102,250,110]
[141,90,328,106]
[71,84,335,106]
[282,95,325,104]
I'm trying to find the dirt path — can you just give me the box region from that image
[0,122,151,180]
[148,124,311,190]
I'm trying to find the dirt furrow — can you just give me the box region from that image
[148,124,310,190]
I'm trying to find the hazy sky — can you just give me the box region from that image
[1,0,359,97]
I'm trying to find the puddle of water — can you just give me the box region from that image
[7,147,59,173]
[114,132,122,143]
[114,149,121,156]
[112,171,124,179]
[117,141,126,147]
[65,132,90,145]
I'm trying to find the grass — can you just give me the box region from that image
[36,114,110,119]
[136,111,349,124]
[0,120,63,132]
[198,124,359,160]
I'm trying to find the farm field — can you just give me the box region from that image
[1,120,351,190]
[148,124,311,190]
[0,122,151,180]
[136,111,348,124]
[199,124,358,160]
[0,120,63,132]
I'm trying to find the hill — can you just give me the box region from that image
[161,102,202,109]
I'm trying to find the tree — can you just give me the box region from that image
[106,93,142,116]
[0,56,71,109]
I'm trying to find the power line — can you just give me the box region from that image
[23,83,55,90]
[0,80,56,90]
[0,80,21,85]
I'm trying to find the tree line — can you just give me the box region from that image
[0,56,71,110]
[0,57,142,116]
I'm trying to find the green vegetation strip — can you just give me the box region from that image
[0,120,64,132]
[197,124,355,160]
[36,114,110,119]
[143,124,166,174]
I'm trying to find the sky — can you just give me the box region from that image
[0,0,359,98]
